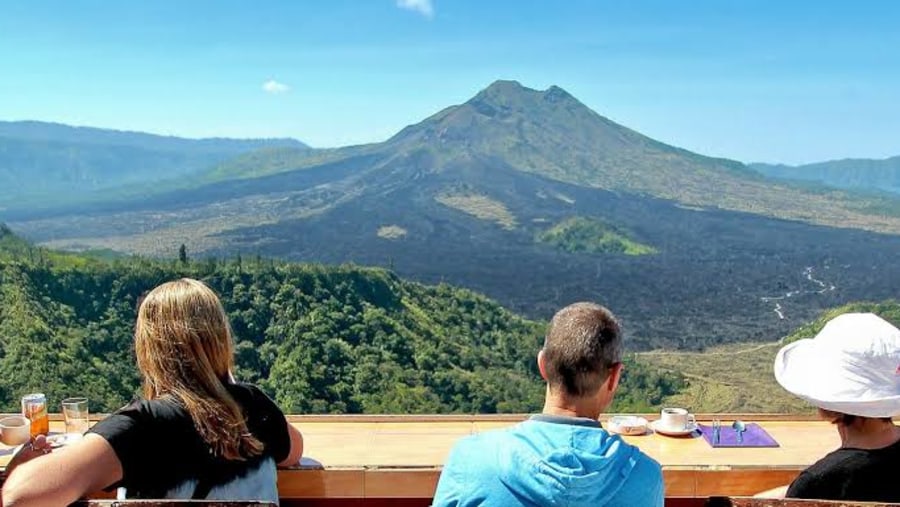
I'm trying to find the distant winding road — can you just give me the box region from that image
[760,266,836,320]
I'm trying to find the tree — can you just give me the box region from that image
[178,244,188,264]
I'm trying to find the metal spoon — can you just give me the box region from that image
[732,420,746,444]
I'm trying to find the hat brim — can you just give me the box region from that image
[774,339,900,418]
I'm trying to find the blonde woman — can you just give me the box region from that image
[2,278,304,505]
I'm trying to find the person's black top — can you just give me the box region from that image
[786,433,900,502]
[90,383,290,501]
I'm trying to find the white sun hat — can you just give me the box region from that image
[773,313,900,418]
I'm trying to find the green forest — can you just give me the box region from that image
[0,224,685,414]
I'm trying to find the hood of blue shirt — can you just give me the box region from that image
[495,419,640,506]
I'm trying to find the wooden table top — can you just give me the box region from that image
[0,415,843,499]
[292,417,839,469]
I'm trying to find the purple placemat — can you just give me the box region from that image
[698,423,780,448]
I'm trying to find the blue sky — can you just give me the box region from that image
[1,1,898,164]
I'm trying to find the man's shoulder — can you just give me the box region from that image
[448,426,512,455]
[443,424,529,471]
[446,421,660,467]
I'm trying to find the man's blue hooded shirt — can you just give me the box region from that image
[432,415,664,507]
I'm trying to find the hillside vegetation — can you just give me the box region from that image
[537,217,656,255]
[640,300,900,413]
[0,227,684,414]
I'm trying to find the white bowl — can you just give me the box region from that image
[607,415,649,435]
[0,415,32,445]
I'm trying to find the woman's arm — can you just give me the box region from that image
[278,421,304,467]
[755,485,789,498]
[2,435,123,507]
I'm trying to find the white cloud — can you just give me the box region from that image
[396,0,434,18]
[262,79,290,94]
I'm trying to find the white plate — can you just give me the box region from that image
[649,420,699,436]
[607,416,649,435]
[47,434,82,448]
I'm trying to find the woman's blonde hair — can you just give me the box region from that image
[135,278,263,460]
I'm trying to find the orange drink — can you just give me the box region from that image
[22,393,50,437]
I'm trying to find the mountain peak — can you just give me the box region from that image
[469,80,533,107]
[473,80,576,104]
[543,84,576,103]
[480,79,528,94]
[388,79,620,149]
[462,80,582,121]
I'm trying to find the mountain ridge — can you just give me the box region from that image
[751,155,900,195]
[0,120,307,150]
[7,81,898,235]
[176,80,900,234]
[0,120,308,206]
[168,80,754,188]
[7,81,900,248]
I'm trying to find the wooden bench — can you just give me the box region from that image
[706,497,900,507]
[66,499,900,507]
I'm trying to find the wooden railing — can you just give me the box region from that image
[0,414,849,503]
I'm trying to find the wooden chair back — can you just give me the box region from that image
[706,497,900,507]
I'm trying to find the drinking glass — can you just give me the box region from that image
[61,397,89,441]
[22,393,49,437]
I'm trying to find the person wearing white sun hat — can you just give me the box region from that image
[770,312,900,502]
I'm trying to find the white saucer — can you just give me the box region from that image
[649,420,699,436]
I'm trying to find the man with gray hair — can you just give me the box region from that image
[432,302,664,507]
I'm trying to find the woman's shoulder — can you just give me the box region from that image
[107,384,282,426]
[787,450,856,499]
[110,396,186,420]
[226,382,268,397]
[226,383,291,461]
[91,397,192,440]
[226,383,278,408]
[226,383,287,424]
[803,445,891,480]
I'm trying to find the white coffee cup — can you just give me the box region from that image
[0,415,32,445]
[659,407,695,431]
